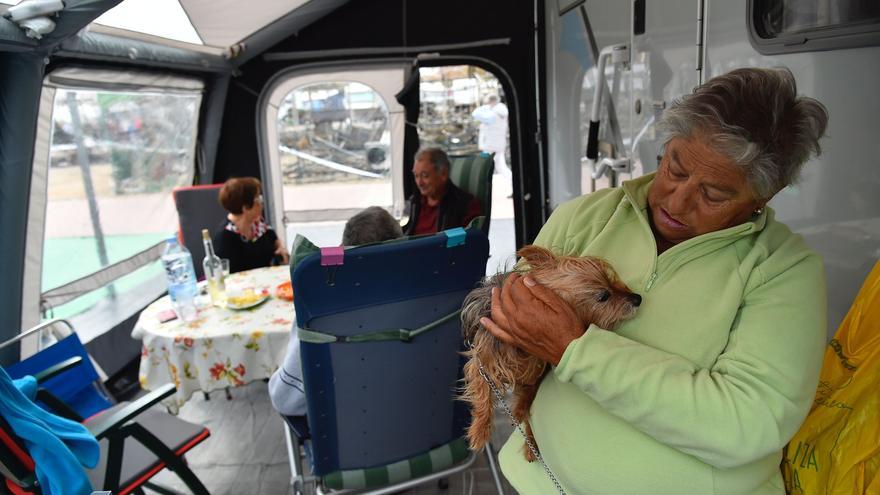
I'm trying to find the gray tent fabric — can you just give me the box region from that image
[197,74,231,183]
[232,0,349,66]
[0,16,38,52]
[0,52,45,365]
[58,31,231,73]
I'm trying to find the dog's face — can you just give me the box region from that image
[517,245,641,330]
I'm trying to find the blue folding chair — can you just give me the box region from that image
[283,227,505,494]
[0,319,212,494]
[3,320,113,420]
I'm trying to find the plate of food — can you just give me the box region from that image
[275,281,293,301]
[226,287,270,310]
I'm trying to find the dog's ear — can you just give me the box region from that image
[517,245,557,270]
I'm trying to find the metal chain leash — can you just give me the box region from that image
[476,360,567,495]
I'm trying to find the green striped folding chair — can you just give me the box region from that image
[449,152,495,233]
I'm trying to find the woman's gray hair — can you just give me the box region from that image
[342,206,403,246]
[660,67,829,199]
[414,147,451,173]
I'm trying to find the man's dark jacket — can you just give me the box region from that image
[403,181,478,235]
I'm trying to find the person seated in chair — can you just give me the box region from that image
[403,148,482,235]
[341,206,403,246]
[214,177,289,274]
[269,206,404,416]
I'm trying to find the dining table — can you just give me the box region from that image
[132,265,293,409]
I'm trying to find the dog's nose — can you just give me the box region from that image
[628,293,642,307]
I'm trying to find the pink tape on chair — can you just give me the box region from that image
[320,247,345,266]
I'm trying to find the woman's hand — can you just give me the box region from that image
[480,273,585,366]
[274,239,290,264]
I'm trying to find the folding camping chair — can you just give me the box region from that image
[173,184,227,280]
[449,152,495,233]
[2,320,113,420]
[281,227,506,494]
[0,320,211,494]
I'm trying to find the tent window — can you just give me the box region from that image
[278,81,392,225]
[43,88,199,318]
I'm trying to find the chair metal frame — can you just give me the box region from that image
[283,417,507,495]
[0,321,211,495]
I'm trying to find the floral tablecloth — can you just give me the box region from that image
[132,265,293,408]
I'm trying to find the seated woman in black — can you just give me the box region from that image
[214,177,289,273]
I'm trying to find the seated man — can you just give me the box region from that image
[403,148,482,235]
[269,206,403,416]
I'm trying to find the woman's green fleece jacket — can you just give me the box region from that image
[499,173,826,495]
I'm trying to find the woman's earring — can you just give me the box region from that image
[754,207,764,215]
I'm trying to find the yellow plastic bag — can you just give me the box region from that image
[783,261,880,494]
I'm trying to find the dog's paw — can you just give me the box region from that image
[522,441,539,462]
[467,425,491,452]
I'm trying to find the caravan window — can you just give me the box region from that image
[750,0,880,53]
[30,73,202,325]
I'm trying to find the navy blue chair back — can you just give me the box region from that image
[291,228,489,476]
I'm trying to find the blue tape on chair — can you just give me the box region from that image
[444,228,467,248]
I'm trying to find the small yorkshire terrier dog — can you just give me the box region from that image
[460,245,642,461]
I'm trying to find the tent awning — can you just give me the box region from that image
[1,0,347,60]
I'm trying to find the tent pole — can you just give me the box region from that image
[66,91,115,298]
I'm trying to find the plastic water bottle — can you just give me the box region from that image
[161,236,199,322]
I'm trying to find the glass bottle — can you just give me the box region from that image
[202,229,227,307]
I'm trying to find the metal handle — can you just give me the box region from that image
[585,44,630,180]
[591,157,632,180]
[0,318,74,351]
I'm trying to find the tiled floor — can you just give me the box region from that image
[148,381,517,494]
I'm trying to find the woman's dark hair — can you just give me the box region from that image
[218,177,261,214]
[661,67,829,199]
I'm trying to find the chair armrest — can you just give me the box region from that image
[86,384,176,440]
[33,356,82,383]
[36,388,83,422]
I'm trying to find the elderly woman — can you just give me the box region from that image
[483,68,829,494]
[214,177,289,273]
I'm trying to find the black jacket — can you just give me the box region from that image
[403,181,479,235]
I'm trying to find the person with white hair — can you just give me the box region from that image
[483,67,830,494]
[472,93,510,181]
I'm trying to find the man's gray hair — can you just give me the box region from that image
[660,67,828,199]
[342,206,403,246]
[484,93,499,105]
[414,147,451,173]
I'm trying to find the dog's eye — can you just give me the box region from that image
[597,290,611,303]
